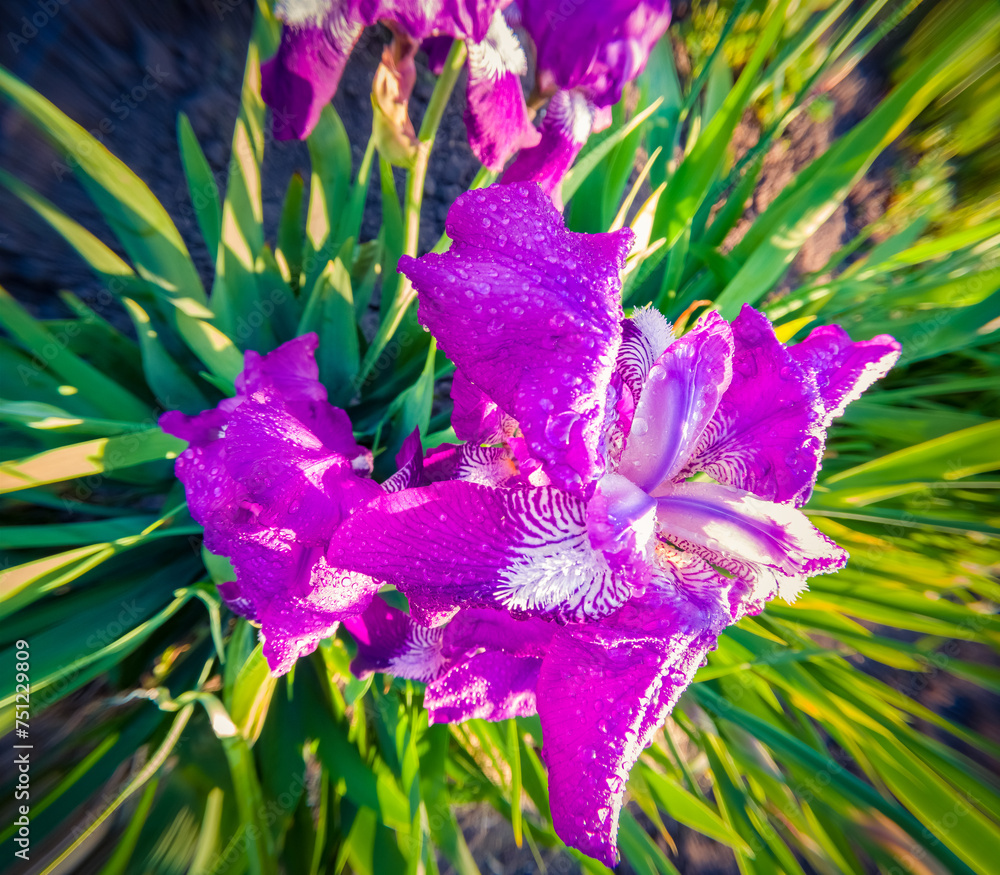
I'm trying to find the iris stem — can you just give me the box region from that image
[357,38,468,389]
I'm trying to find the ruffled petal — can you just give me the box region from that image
[655,480,847,604]
[465,11,540,170]
[160,335,380,675]
[684,305,825,506]
[519,0,671,106]
[537,584,718,867]
[789,325,901,425]
[618,310,733,492]
[329,480,638,622]
[346,597,448,681]
[426,651,541,722]
[501,90,595,209]
[399,183,633,495]
[263,2,364,140]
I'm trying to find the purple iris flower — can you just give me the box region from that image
[261,0,539,169]
[503,0,672,206]
[327,183,901,864]
[160,334,388,674]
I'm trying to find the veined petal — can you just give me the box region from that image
[789,325,901,425]
[615,306,673,402]
[426,651,541,722]
[684,305,825,505]
[263,2,364,140]
[399,183,633,495]
[655,480,846,604]
[423,442,519,487]
[538,584,716,867]
[465,11,540,170]
[501,90,595,209]
[618,310,733,492]
[345,597,448,681]
[329,481,637,622]
[382,428,426,492]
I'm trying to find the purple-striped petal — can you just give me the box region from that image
[345,597,448,681]
[398,183,633,495]
[501,90,595,209]
[423,442,519,486]
[329,480,639,622]
[655,480,846,606]
[789,325,901,425]
[465,12,540,170]
[615,306,673,403]
[262,3,363,140]
[618,310,733,493]
[426,651,541,722]
[442,608,556,658]
[382,428,426,492]
[684,305,825,506]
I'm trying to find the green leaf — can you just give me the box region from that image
[122,297,209,413]
[277,171,306,286]
[177,112,223,257]
[0,67,208,316]
[0,287,152,422]
[297,258,360,404]
[0,428,184,493]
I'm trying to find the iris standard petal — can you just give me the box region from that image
[789,324,902,425]
[399,183,633,494]
[618,310,733,492]
[328,480,638,621]
[655,479,846,603]
[465,11,540,170]
[684,305,826,506]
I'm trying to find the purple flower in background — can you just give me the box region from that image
[261,0,539,169]
[160,334,384,674]
[503,0,672,205]
[327,183,901,864]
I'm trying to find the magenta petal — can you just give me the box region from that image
[618,310,734,492]
[789,325,901,425]
[519,0,671,106]
[685,305,825,505]
[262,10,363,140]
[465,12,540,170]
[450,369,517,444]
[423,442,518,486]
[383,428,426,492]
[501,90,594,209]
[160,336,380,675]
[538,586,716,867]
[615,307,674,402]
[345,597,447,681]
[329,480,636,622]
[442,608,556,658]
[399,183,633,494]
[655,480,847,606]
[426,651,541,723]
